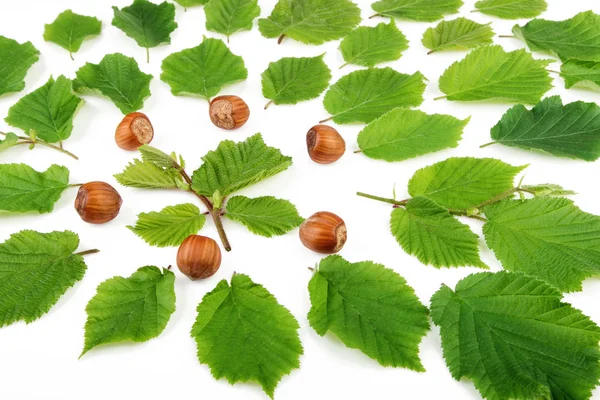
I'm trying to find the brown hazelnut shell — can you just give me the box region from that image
[299,211,347,254]
[306,125,346,164]
[75,182,123,224]
[177,235,222,280]
[115,112,154,150]
[209,95,250,130]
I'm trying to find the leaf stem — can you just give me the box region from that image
[277,34,286,44]
[356,192,407,206]
[433,95,447,101]
[15,139,79,160]
[480,141,497,149]
[319,116,333,124]
[369,13,382,19]
[76,249,100,256]
[547,69,561,74]
[498,35,516,38]
[339,63,348,69]
[427,49,436,55]
[69,52,74,61]
[146,47,150,63]
[264,100,274,109]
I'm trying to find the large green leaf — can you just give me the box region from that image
[5,76,84,143]
[191,273,302,398]
[483,198,600,292]
[488,96,600,161]
[127,204,206,247]
[259,0,361,45]
[73,53,152,114]
[561,60,600,91]
[323,68,425,124]
[513,11,600,62]
[43,10,102,59]
[112,0,177,62]
[438,45,552,103]
[357,108,468,161]
[224,196,303,237]
[371,0,463,22]
[339,22,408,68]
[474,0,547,19]
[0,36,39,97]
[308,255,430,369]
[391,197,486,269]
[431,271,600,400]
[114,158,182,189]
[161,38,247,100]
[205,0,260,39]
[191,134,292,198]
[0,230,88,328]
[422,18,494,54]
[262,55,331,108]
[81,266,176,356]
[0,164,69,214]
[408,157,526,210]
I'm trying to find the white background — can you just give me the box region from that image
[1,0,600,399]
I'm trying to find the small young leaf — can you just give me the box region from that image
[191,134,292,198]
[191,273,303,398]
[483,198,600,292]
[339,22,408,68]
[73,53,152,114]
[513,11,600,62]
[173,0,207,8]
[161,38,247,100]
[520,183,576,198]
[489,96,600,161]
[422,18,494,54]
[308,255,430,369]
[225,196,303,237]
[408,157,526,210]
[0,36,40,96]
[139,145,179,169]
[371,0,463,22]
[259,0,361,45]
[561,60,600,92]
[112,0,177,61]
[431,272,600,399]
[81,266,176,356]
[323,68,425,124]
[357,108,468,162]
[128,204,206,247]
[474,0,547,19]
[43,10,102,59]
[262,55,331,107]
[0,230,88,327]
[205,0,260,39]
[391,197,487,269]
[438,45,552,103]
[5,76,84,143]
[114,159,181,189]
[0,132,19,153]
[0,164,69,213]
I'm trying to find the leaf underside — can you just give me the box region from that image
[339,21,408,67]
[224,196,304,237]
[371,0,463,22]
[43,10,102,55]
[475,0,547,19]
[422,17,494,54]
[0,36,40,96]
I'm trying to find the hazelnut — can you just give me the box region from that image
[299,211,347,254]
[177,235,222,280]
[115,112,154,150]
[306,125,345,164]
[75,182,123,224]
[209,95,250,130]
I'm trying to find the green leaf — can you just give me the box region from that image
[520,183,576,198]
[191,273,302,398]
[262,55,331,107]
[513,11,600,62]
[173,0,207,8]
[339,22,408,67]
[128,204,206,247]
[73,53,152,114]
[161,38,247,100]
[308,255,430,370]
[0,36,40,97]
[483,198,600,292]
[205,0,260,38]
[139,145,178,169]
[0,164,69,213]
[112,0,177,61]
[225,196,303,237]
[422,18,494,54]
[323,68,425,124]
[438,45,552,103]
[5,76,84,143]
[474,0,546,19]
[561,60,600,92]
[391,197,487,269]
[408,157,526,210]
[489,96,600,161]
[0,230,89,328]
[371,0,463,22]
[259,0,361,45]
[430,271,600,400]
[114,159,181,189]
[357,108,468,162]
[191,134,292,198]
[81,266,176,356]
[43,10,102,59]
[0,132,19,153]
